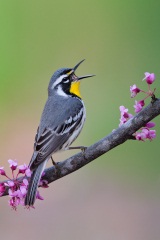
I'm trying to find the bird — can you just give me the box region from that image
[24,59,95,206]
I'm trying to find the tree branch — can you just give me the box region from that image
[1,98,160,196]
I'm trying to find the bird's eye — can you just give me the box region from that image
[62,77,69,83]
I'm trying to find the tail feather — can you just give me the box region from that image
[25,162,46,206]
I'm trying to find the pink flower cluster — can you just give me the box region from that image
[0,160,48,210]
[130,72,156,113]
[119,72,156,141]
[135,122,156,141]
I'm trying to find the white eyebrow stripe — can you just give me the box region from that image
[51,74,68,89]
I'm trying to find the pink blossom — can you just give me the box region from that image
[147,129,156,140]
[18,164,31,177]
[145,122,156,128]
[36,190,44,200]
[120,106,133,119]
[0,167,6,176]
[20,186,27,197]
[142,128,156,141]
[8,188,18,197]
[18,164,28,174]
[119,106,133,126]
[8,193,22,209]
[4,180,15,187]
[25,168,32,177]
[8,186,27,208]
[135,128,156,141]
[0,159,46,209]
[22,178,29,187]
[143,72,155,84]
[7,178,29,209]
[134,100,145,113]
[0,183,5,196]
[8,198,19,209]
[8,159,18,171]
[119,116,127,125]
[120,106,129,118]
[39,179,49,188]
[130,84,140,98]
[135,128,148,141]
[135,131,147,141]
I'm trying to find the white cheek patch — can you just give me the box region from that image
[51,74,68,89]
[57,85,68,97]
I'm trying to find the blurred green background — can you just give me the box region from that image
[1,1,160,239]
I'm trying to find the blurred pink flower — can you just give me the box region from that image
[119,106,133,126]
[39,179,49,188]
[25,168,32,177]
[135,131,146,141]
[0,159,46,209]
[147,129,156,140]
[130,84,140,98]
[0,167,6,176]
[8,159,18,171]
[18,164,32,177]
[22,178,29,187]
[20,186,27,197]
[145,122,156,128]
[0,183,5,196]
[134,100,145,113]
[4,181,15,187]
[143,72,155,84]
[135,128,156,141]
[18,164,28,174]
[36,190,44,200]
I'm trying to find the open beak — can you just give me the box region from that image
[72,59,95,81]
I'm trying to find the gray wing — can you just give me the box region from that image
[29,107,84,171]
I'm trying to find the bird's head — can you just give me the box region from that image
[48,60,95,98]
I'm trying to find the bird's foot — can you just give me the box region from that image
[69,146,87,158]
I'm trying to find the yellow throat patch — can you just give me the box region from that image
[70,81,81,98]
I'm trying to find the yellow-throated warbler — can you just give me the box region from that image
[25,60,94,206]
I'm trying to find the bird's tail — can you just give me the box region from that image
[24,161,46,206]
